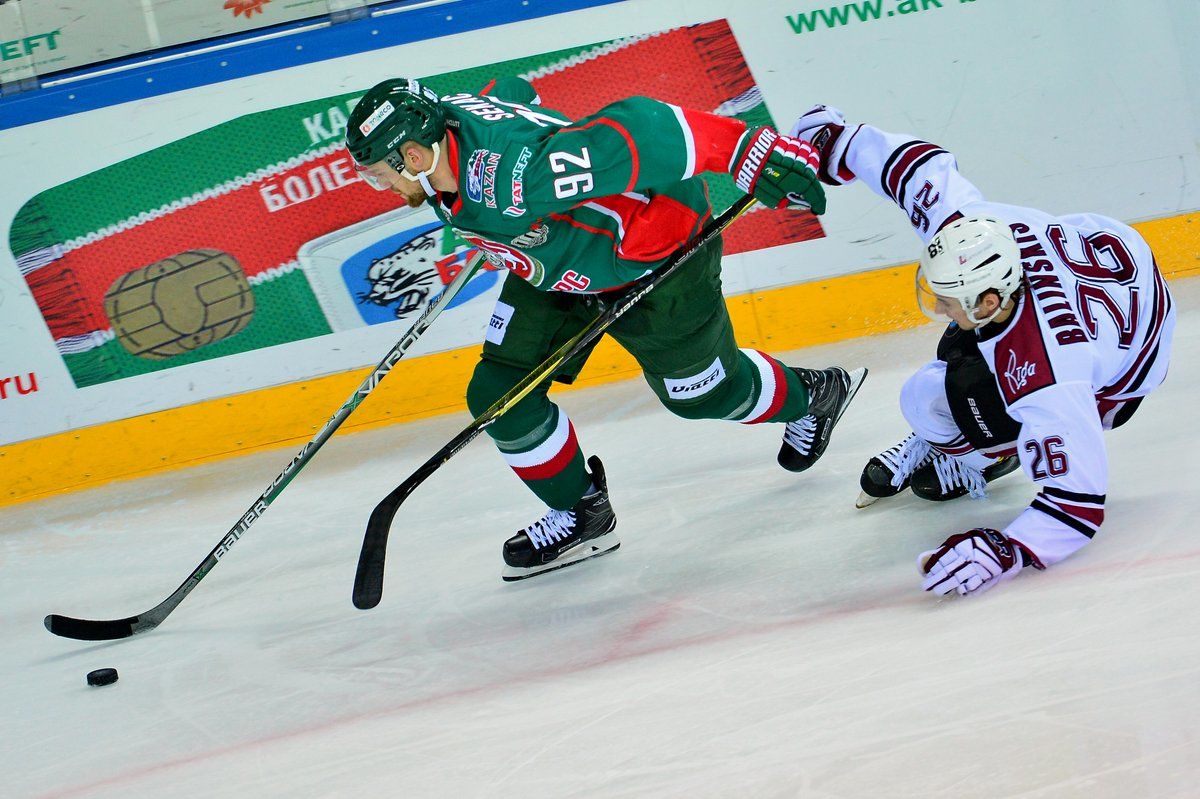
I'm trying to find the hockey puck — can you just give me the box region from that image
[86,668,118,687]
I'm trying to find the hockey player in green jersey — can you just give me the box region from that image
[345,76,867,580]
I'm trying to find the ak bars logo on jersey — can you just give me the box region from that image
[466,148,502,208]
[466,146,531,217]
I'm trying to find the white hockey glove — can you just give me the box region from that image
[788,104,857,186]
[919,528,1024,597]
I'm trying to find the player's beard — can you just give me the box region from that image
[396,187,429,208]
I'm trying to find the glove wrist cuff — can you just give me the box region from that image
[813,123,858,186]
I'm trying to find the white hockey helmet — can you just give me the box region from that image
[916,215,1022,325]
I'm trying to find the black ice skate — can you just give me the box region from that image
[855,433,937,508]
[909,452,1020,502]
[502,455,620,582]
[778,367,868,473]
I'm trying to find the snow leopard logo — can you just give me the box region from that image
[359,231,439,318]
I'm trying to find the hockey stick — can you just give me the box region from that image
[44,251,488,641]
[353,194,757,609]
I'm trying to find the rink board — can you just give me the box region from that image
[0,0,1197,503]
[1,210,1195,506]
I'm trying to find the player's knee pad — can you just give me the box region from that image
[899,362,948,431]
[659,380,747,420]
[466,359,517,417]
[650,357,750,421]
[466,358,551,441]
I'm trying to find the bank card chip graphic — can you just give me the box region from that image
[9,18,821,387]
[103,249,255,360]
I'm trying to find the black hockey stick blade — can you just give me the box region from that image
[352,196,757,610]
[44,613,138,641]
[352,453,441,609]
[352,491,402,609]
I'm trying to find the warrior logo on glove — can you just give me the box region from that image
[732,127,825,213]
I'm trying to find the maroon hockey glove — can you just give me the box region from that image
[919,528,1025,596]
[730,127,826,214]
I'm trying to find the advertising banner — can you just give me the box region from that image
[0,0,1195,485]
[0,0,152,83]
[151,0,346,49]
[0,0,359,84]
[8,19,820,392]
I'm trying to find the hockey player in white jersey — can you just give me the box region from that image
[790,105,1176,597]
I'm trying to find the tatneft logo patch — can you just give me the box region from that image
[664,357,726,400]
[359,101,395,136]
[486,301,515,345]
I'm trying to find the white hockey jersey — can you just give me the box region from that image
[830,122,1176,568]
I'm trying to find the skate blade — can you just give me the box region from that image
[827,367,869,430]
[840,368,868,418]
[855,490,881,509]
[502,532,621,582]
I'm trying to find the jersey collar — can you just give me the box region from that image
[436,129,463,216]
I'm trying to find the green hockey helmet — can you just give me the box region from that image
[345,78,445,168]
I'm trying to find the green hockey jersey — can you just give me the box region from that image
[428,76,751,292]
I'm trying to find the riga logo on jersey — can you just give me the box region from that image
[511,223,549,249]
[994,292,1057,404]
[358,101,395,137]
[1003,349,1038,395]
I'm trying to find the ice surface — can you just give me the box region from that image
[3,279,1199,799]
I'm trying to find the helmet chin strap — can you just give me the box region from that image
[400,141,441,197]
[963,296,1009,326]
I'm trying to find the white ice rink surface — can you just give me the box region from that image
[4,278,1199,799]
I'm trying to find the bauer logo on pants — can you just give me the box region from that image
[664,357,726,400]
[486,300,515,345]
